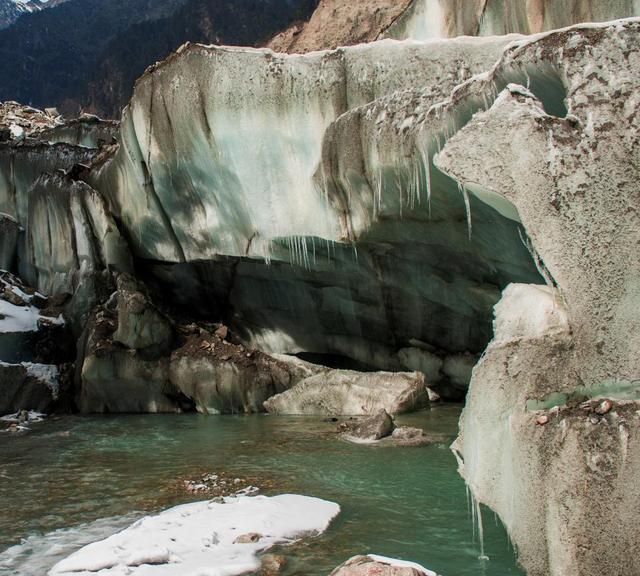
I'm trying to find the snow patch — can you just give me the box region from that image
[49,494,340,576]
[0,410,46,423]
[8,124,24,139]
[492,283,569,346]
[22,363,60,397]
[0,300,41,332]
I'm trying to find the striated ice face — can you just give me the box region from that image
[386,0,640,40]
[87,37,547,394]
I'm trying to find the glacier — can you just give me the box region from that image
[387,0,640,40]
[1,5,640,575]
[87,36,543,399]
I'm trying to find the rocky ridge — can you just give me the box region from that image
[267,0,413,53]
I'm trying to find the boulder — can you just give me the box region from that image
[330,555,436,576]
[0,362,60,415]
[264,370,428,416]
[260,554,288,575]
[112,275,173,355]
[169,352,292,415]
[340,409,395,442]
[77,302,183,414]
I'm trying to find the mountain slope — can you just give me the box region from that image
[0,0,318,117]
[0,0,71,29]
[268,0,412,53]
[0,0,190,114]
[85,0,319,117]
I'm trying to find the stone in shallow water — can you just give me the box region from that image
[330,554,438,576]
[260,553,288,575]
[341,409,396,441]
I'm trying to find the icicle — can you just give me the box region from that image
[469,489,490,563]
[302,237,310,270]
[412,155,421,208]
[396,168,403,218]
[377,169,384,214]
[475,497,489,562]
[458,181,472,240]
[482,92,490,112]
[418,145,432,217]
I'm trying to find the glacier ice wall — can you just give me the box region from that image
[92,38,514,261]
[18,172,132,329]
[0,142,97,225]
[387,0,640,40]
[93,36,544,397]
[437,19,640,576]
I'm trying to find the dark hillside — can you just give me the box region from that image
[0,0,317,117]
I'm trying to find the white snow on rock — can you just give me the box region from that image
[8,124,24,139]
[492,283,569,346]
[0,276,64,333]
[0,299,41,332]
[22,362,60,396]
[0,409,46,422]
[0,361,60,398]
[49,494,340,576]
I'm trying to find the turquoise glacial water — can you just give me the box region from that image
[0,405,523,575]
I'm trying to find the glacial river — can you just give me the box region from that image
[0,405,523,575]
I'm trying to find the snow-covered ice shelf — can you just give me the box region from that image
[49,494,341,576]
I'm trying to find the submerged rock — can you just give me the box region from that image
[339,411,437,446]
[386,426,432,447]
[260,553,288,575]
